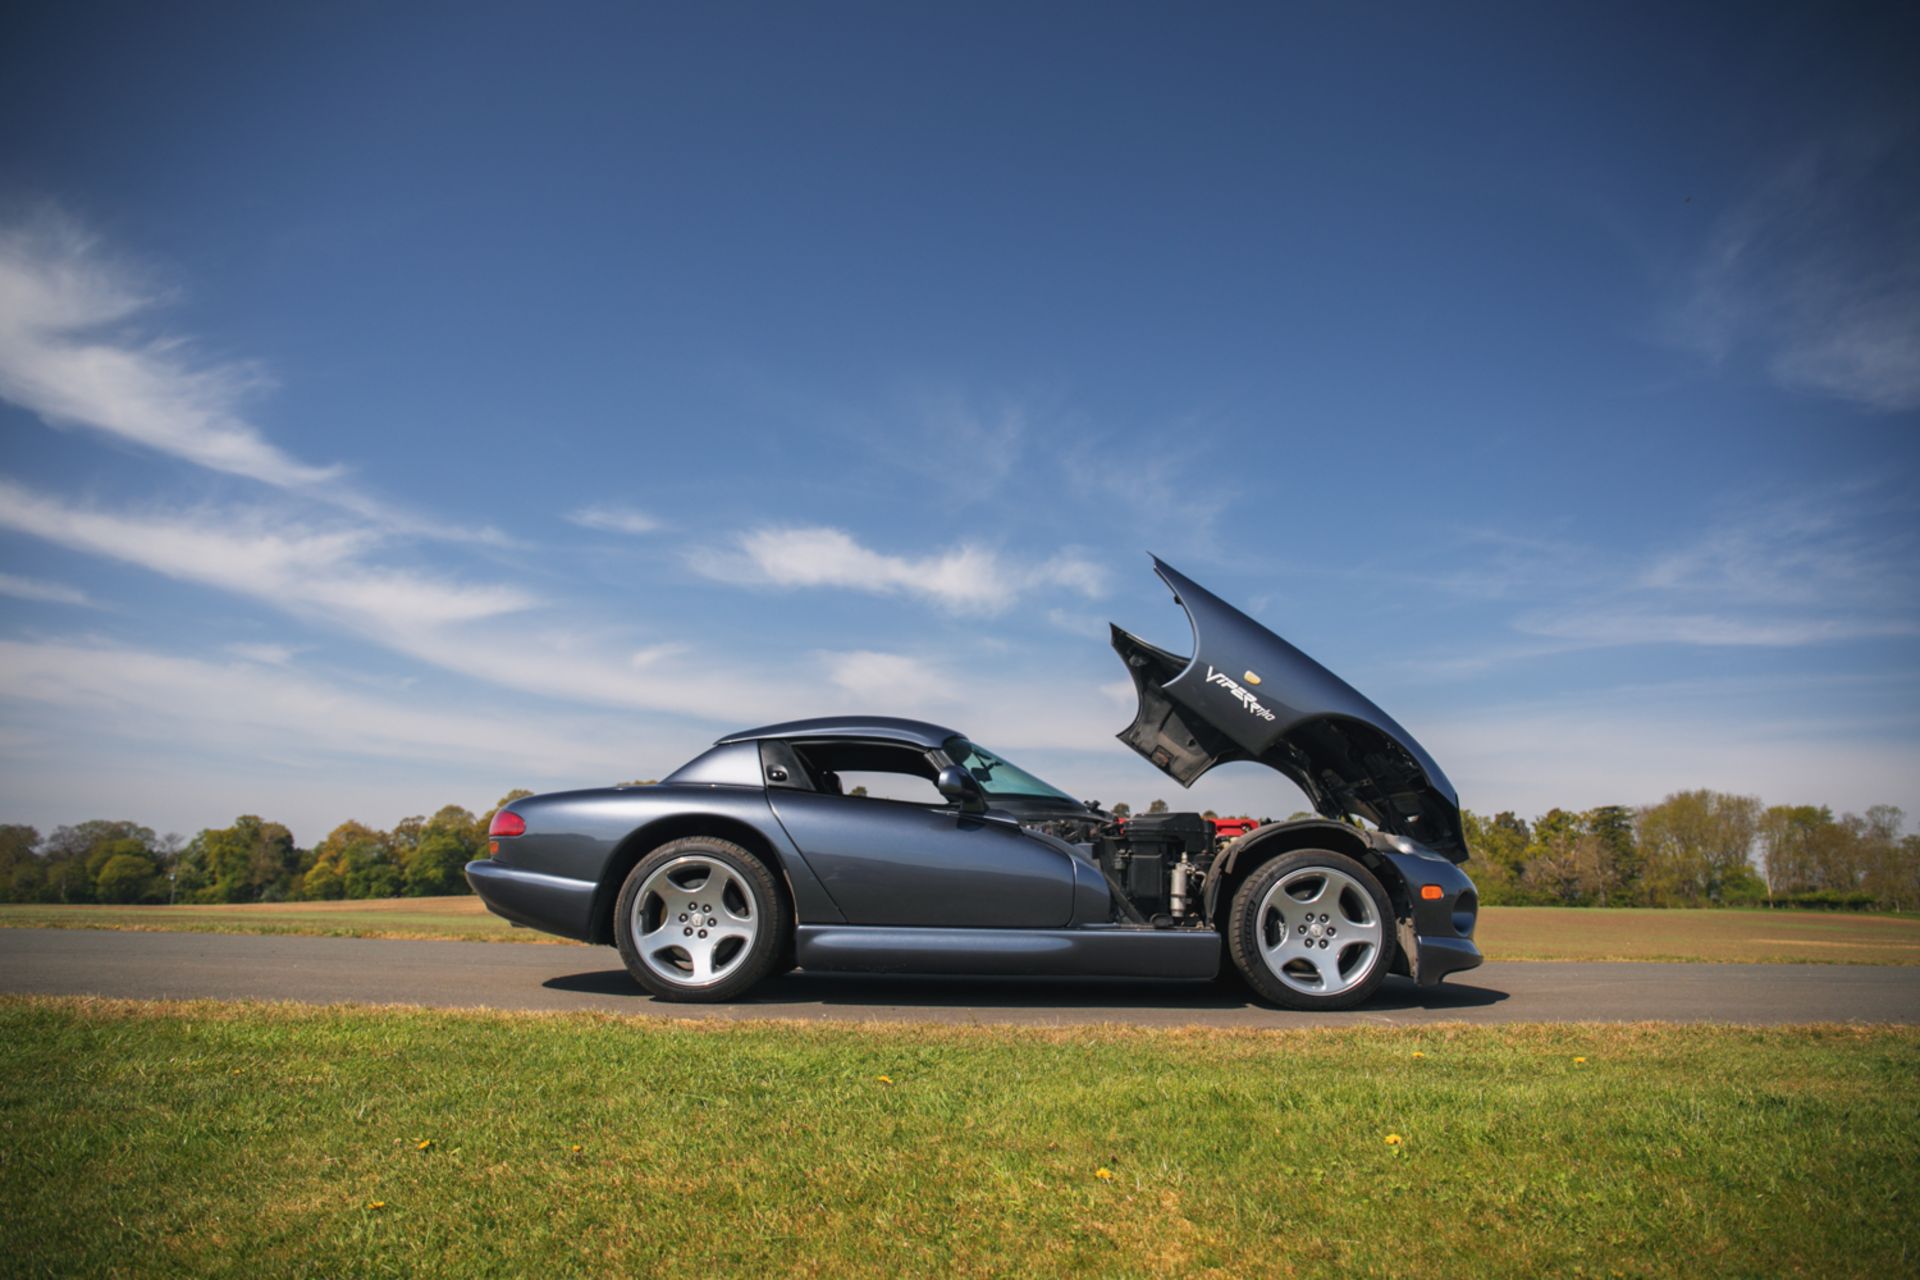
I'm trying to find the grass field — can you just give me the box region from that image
[1,997,1914,1277]
[5,897,1919,964]
[1480,904,1920,965]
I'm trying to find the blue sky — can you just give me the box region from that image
[1,1,1916,842]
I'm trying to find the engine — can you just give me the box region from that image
[1032,811,1255,926]
[1097,812,1219,923]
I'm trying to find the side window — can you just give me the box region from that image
[792,741,945,805]
[835,771,945,804]
[758,739,814,790]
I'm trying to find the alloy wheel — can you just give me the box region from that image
[629,855,758,987]
[1254,864,1385,996]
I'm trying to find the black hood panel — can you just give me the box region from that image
[1113,558,1466,861]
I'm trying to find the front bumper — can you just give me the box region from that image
[1380,849,1484,986]
[465,860,598,942]
[1408,932,1483,986]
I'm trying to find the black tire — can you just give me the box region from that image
[614,836,787,1002]
[1226,849,1395,1011]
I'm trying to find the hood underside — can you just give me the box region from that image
[1112,558,1466,861]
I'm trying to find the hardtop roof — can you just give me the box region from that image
[715,716,963,750]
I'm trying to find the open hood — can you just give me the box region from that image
[1112,558,1466,861]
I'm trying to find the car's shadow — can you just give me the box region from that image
[542,968,1509,1014]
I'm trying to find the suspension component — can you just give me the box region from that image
[1170,854,1200,919]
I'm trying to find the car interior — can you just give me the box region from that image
[760,739,949,805]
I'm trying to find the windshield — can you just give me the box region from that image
[945,740,1079,804]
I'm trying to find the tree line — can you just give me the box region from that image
[1459,792,1917,911]
[0,790,532,905]
[0,786,1913,911]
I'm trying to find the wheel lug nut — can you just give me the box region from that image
[702,904,711,913]
[1297,925,1307,934]
[707,917,716,926]
[678,913,688,922]
[698,929,708,938]
[683,927,692,937]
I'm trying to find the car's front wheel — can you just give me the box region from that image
[614,837,786,1002]
[1226,849,1395,1010]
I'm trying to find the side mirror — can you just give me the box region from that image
[936,764,987,813]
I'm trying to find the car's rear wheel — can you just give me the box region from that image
[1226,849,1394,1010]
[614,837,786,1002]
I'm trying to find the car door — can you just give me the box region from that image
[764,743,1078,928]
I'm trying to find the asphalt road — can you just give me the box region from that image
[4,928,1917,1028]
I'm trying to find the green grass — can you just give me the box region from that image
[1,998,1915,1277]
[5,897,1918,965]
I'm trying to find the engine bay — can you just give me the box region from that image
[1032,811,1253,927]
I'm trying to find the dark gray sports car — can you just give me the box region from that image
[467,558,1481,1010]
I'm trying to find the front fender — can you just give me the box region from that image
[1201,818,1378,921]
[1203,820,1482,986]
[1377,849,1481,985]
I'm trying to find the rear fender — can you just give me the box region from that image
[587,809,844,945]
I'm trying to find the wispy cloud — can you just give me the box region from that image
[1668,135,1920,411]
[1043,606,1111,639]
[1522,481,1918,649]
[1391,481,1920,678]
[688,525,1108,614]
[0,476,814,723]
[1059,426,1237,560]
[0,657,695,846]
[0,211,507,545]
[1382,483,1920,690]
[0,478,533,629]
[820,649,956,704]
[224,642,300,666]
[1515,608,1919,648]
[894,392,1031,497]
[1422,531,1602,603]
[568,504,662,536]
[1631,481,1914,610]
[811,652,1141,756]
[812,389,1038,507]
[0,219,832,742]
[0,213,341,485]
[0,571,100,608]
[0,637,652,783]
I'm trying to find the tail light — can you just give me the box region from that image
[489,810,526,838]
